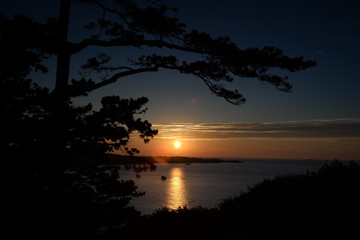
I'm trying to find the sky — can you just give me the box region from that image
[2,0,360,160]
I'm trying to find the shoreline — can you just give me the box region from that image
[105,154,244,165]
[104,154,359,165]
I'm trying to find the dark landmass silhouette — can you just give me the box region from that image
[104,153,243,164]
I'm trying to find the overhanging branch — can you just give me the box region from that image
[70,38,208,55]
[82,66,158,94]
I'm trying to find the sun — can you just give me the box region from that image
[173,141,182,149]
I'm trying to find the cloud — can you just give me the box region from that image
[152,118,360,141]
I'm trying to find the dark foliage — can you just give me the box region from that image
[1,78,157,158]
[1,36,155,240]
[1,78,155,240]
[70,0,315,104]
[60,164,144,239]
[0,14,56,80]
[2,1,317,239]
[216,160,360,238]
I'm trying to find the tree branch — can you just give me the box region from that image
[70,38,208,55]
[84,66,158,93]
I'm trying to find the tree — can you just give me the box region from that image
[2,0,316,239]
[1,11,156,240]
[2,0,316,155]
[66,0,315,104]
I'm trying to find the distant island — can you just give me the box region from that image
[104,154,243,165]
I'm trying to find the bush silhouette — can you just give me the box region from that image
[126,160,360,239]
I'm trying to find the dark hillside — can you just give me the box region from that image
[123,160,360,239]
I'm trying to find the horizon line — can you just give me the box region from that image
[108,153,359,162]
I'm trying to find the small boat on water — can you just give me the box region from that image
[161,176,167,180]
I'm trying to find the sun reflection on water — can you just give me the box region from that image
[166,167,188,209]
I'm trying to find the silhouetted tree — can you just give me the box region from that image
[1,11,156,240]
[2,0,316,159]
[2,0,316,239]
[66,0,315,103]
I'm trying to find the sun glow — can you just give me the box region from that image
[173,141,182,149]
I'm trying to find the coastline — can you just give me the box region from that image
[104,154,359,166]
[105,154,244,165]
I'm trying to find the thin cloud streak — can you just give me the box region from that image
[152,118,360,141]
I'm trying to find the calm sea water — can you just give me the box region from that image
[118,159,330,215]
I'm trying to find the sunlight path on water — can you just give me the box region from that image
[166,167,188,209]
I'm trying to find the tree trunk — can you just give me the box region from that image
[52,0,70,239]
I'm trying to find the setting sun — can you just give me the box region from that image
[173,141,182,149]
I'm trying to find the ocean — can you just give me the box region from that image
[118,159,330,215]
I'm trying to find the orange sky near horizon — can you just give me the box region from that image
[114,120,360,161]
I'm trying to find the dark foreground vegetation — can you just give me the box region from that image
[6,157,359,239]
[122,160,360,239]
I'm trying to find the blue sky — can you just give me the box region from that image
[2,0,359,122]
[2,0,360,159]
[80,0,360,124]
